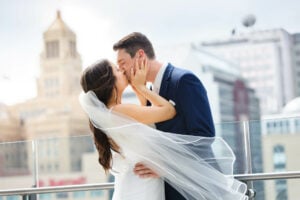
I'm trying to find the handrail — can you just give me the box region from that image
[234,171,300,181]
[0,171,300,196]
[0,183,114,196]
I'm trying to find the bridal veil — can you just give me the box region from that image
[79,91,248,200]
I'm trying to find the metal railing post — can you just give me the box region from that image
[31,140,38,200]
[242,120,255,199]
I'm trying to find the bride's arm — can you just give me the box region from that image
[113,59,176,124]
[113,89,175,124]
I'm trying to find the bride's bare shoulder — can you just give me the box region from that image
[111,103,140,111]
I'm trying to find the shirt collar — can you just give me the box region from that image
[153,62,168,94]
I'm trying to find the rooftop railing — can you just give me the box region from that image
[0,116,300,199]
[1,171,300,199]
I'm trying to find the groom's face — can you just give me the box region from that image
[116,49,137,83]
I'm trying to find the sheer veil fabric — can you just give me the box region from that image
[79,91,248,200]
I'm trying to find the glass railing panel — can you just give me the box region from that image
[259,179,300,200]
[0,140,34,190]
[0,195,22,200]
[1,191,111,200]
[215,121,249,174]
[248,119,265,200]
[250,180,264,200]
[258,116,300,172]
[215,120,265,199]
[1,116,300,200]
[35,135,112,188]
[37,190,110,200]
[32,135,115,198]
[248,119,263,173]
[251,116,300,200]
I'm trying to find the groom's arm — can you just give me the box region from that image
[133,162,160,178]
[177,73,215,137]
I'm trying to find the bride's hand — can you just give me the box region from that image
[131,58,148,90]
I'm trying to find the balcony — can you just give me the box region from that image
[1,117,300,200]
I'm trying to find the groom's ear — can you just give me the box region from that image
[137,49,145,58]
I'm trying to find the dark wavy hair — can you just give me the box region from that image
[113,32,155,59]
[80,59,120,172]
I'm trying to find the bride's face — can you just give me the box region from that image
[111,63,128,93]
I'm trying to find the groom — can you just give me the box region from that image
[113,32,215,200]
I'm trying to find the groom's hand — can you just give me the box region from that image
[133,163,159,178]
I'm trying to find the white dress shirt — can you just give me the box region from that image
[152,63,168,94]
[148,63,168,129]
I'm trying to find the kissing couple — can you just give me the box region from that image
[79,32,248,200]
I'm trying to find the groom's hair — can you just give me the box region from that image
[113,32,155,59]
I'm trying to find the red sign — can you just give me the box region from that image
[38,176,86,187]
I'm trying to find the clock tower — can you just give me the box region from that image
[37,11,82,98]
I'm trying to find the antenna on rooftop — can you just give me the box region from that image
[232,14,256,36]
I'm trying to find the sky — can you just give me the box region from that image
[0,0,299,105]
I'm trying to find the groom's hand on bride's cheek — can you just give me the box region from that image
[133,163,160,178]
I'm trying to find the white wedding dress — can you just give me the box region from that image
[79,91,248,200]
[110,152,165,200]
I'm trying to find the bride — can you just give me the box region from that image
[79,58,248,200]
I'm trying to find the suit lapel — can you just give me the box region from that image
[159,64,174,98]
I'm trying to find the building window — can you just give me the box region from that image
[90,190,104,197]
[47,164,52,171]
[7,196,19,200]
[55,163,59,170]
[273,145,286,169]
[44,78,59,89]
[46,40,59,58]
[295,50,300,56]
[295,119,300,132]
[73,191,86,198]
[273,144,288,200]
[40,164,44,172]
[275,179,288,200]
[69,41,76,57]
[56,192,68,198]
[40,193,52,199]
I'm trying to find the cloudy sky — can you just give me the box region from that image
[0,0,299,105]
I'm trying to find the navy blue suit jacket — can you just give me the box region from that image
[155,63,215,200]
